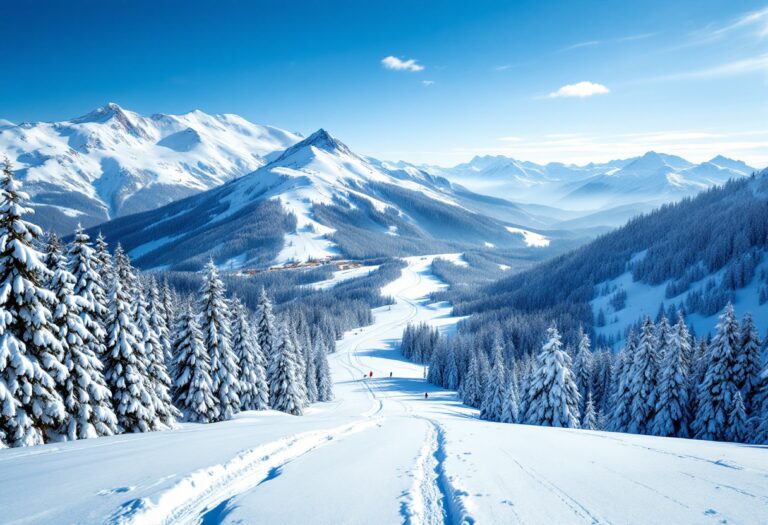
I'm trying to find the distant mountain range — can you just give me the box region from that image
[89,129,560,271]
[427,152,757,218]
[0,103,300,233]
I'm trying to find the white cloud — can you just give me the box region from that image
[381,56,424,72]
[560,40,602,52]
[547,81,610,98]
[421,80,435,86]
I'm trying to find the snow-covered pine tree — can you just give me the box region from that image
[583,391,598,430]
[199,261,240,420]
[256,288,277,360]
[49,239,117,439]
[727,391,748,443]
[268,322,304,415]
[147,276,172,367]
[626,317,659,435]
[68,226,108,361]
[500,368,520,424]
[304,342,318,404]
[693,303,741,441]
[0,160,66,446]
[103,267,157,433]
[444,344,459,390]
[172,304,218,423]
[160,278,177,345]
[572,327,593,416]
[650,315,691,438]
[607,335,634,432]
[136,287,178,428]
[314,339,333,402]
[87,232,111,334]
[231,299,265,411]
[42,233,62,288]
[480,342,506,422]
[655,315,673,359]
[736,313,761,411]
[287,318,309,407]
[752,363,768,444]
[524,324,581,428]
[460,351,483,408]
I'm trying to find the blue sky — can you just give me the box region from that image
[1,0,766,166]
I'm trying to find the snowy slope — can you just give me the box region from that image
[0,103,300,233]
[432,151,757,221]
[2,255,766,525]
[92,130,553,270]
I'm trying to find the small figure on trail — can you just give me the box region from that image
[389,372,393,378]
[424,392,429,399]
[369,371,373,378]
[363,374,366,380]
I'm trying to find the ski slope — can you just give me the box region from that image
[2,255,767,524]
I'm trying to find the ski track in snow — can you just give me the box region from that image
[107,416,384,525]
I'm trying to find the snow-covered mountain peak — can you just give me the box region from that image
[0,104,302,233]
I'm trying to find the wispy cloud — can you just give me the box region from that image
[650,53,768,81]
[617,32,656,42]
[695,6,768,42]
[547,81,610,98]
[560,40,602,52]
[421,80,435,86]
[381,56,424,72]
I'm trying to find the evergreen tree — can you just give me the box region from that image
[199,261,240,420]
[736,313,761,411]
[304,343,318,404]
[460,351,483,408]
[90,232,112,333]
[231,300,266,411]
[572,327,593,416]
[627,318,659,434]
[752,364,768,444]
[256,288,277,360]
[0,160,66,446]
[49,238,117,440]
[136,289,177,428]
[104,276,157,433]
[524,324,581,428]
[68,226,108,361]
[607,336,634,433]
[268,322,304,415]
[694,303,741,441]
[147,276,172,367]
[650,315,691,438]
[444,344,459,390]
[480,342,506,422]
[160,278,177,347]
[500,372,520,424]
[314,340,334,402]
[172,305,217,423]
[583,391,598,430]
[727,391,748,443]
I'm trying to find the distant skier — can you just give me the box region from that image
[389,372,393,378]
[369,371,373,378]
[424,392,429,399]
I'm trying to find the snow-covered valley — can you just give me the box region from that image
[3,255,766,525]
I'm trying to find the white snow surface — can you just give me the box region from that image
[310,264,381,290]
[505,226,551,247]
[3,255,767,524]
